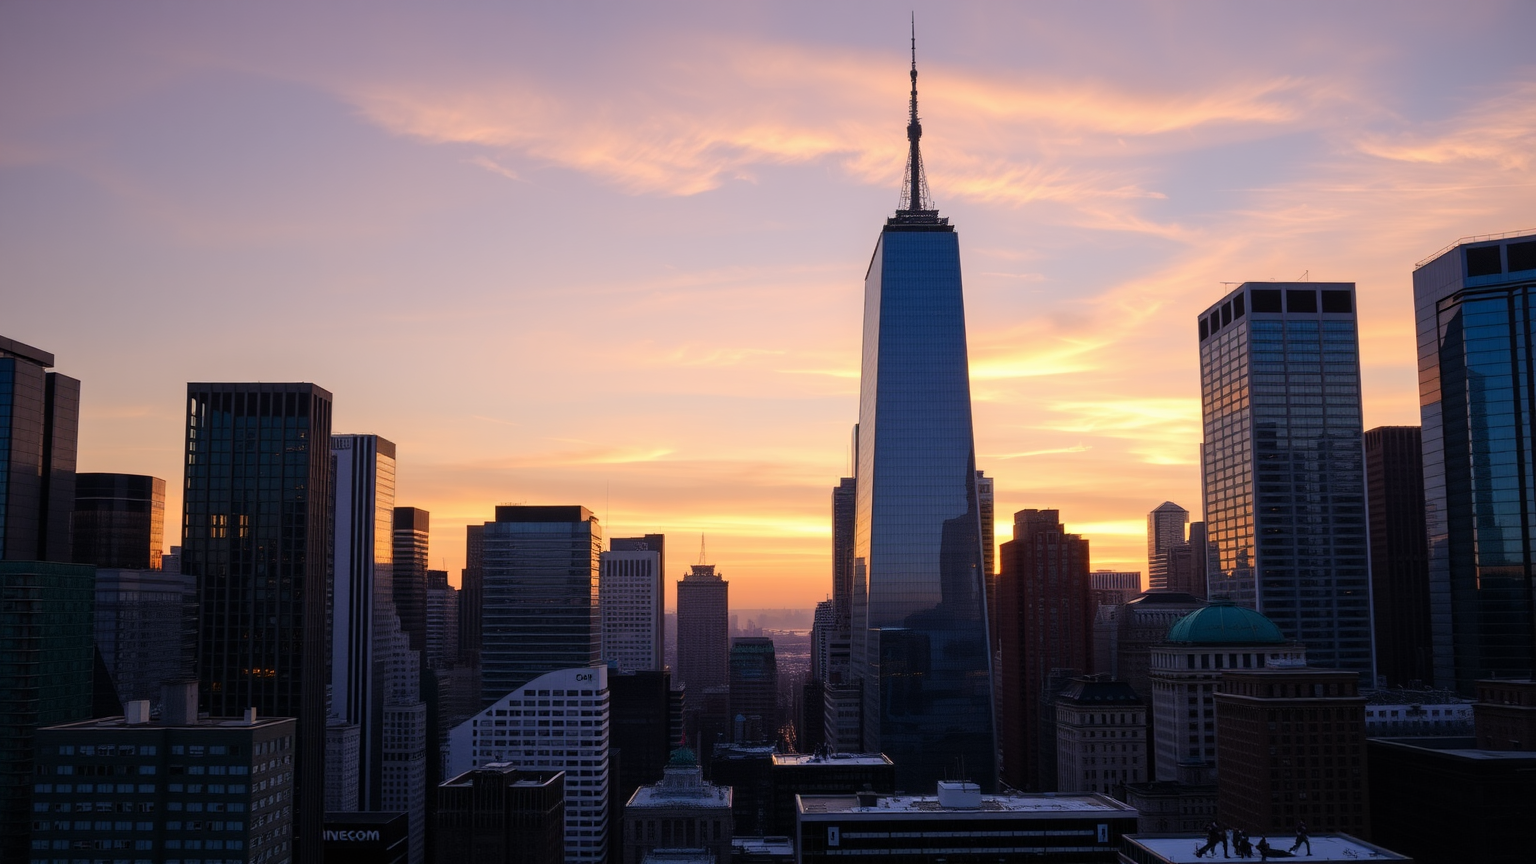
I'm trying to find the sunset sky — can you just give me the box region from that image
[4,2,1533,610]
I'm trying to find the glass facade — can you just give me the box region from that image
[479,506,602,706]
[1414,233,1536,692]
[1198,284,1373,678]
[71,473,166,570]
[182,382,332,863]
[0,336,79,564]
[853,223,995,791]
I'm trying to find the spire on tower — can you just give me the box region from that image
[893,14,943,225]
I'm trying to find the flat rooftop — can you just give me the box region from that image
[1125,833,1410,863]
[798,792,1135,818]
[1370,736,1536,761]
[771,753,892,767]
[628,785,731,809]
[44,715,292,732]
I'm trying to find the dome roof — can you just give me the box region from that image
[1165,599,1285,645]
[667,747,699,768]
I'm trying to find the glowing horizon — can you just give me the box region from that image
[4,2,1533,610]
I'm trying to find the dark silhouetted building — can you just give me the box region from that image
[0,560,95,861]
[426,569,458,670]
[1474,678,1536,750]
[832,478,855,619]
[461,523,484,664]
[676,564,728,693]
[0,335,79,565]
[33,684,296,864]
[1110,590,1206,705]
[71,473,165,570]
[729,637,777,743]
[610,669,680,810]
[996,509,1091,790]
[436,764,564,864]
[324,811,409,863]
[479,506,601,705]
[1369,734,1535,864]
[710,744,774,836]
[1215,667,1369,838]
[1365,425,1434,687]
[796,786,1136,863]
[183,381,332,861]
[1415,230,1536,693]
[1198,283,1374,678]
[850,48,995,794]
[393,506,430,655]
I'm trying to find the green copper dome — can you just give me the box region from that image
[1165,599,1285,645]
[667,747,698,767]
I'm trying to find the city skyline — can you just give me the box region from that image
[5,3,1535,608]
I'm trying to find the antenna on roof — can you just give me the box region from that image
[1297,269,1310,282]
[698,533,707,566]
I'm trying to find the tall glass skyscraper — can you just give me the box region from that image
[851,38,995,791]
[183,382,332,862]
[1197,284,1374,678]
[1414,231,1536,693]
[480,505,602,706]
[0,334,79,564]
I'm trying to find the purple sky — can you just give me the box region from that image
[4,2,1533,608]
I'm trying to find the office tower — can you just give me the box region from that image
[330,433,397,809]
[850,41,995,794]
[461,524,484,664]
[32,686,297,864]
[675,564,728,692]
[831,478,855,618]
[995,509,1091,791]
[1364,426,1433,687]
[326,721,362,811]
[71,473,165,570]
[183,382,332,861]
[766,753,895,835]
[382,627,427,864]
[1054,676,1146,794]
[1185,521,1213,597]
[796,787,1138,863]
[425,569,459,670]
[447,666,611,864]
[0,560,95,861]
[728,637,778,743]
[1146,502,1188,590]
[621,748,733,864]
[93,566,197,709]
[480,506,602,705]
[609,669,677,811]
[323,812,409,863]
[1162,543,1206,600]
[393,507,430,655]
[1414,231,1536,692]
[602,536,664,672]
[1198,283,1373,678]
[435,764,564,864]
[0,335,79,563]
[1216,667,1370,838]
[1151,601,1304,785]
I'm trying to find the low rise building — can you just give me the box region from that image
[796,782,1138,863]
[1119,780,1217,835]
[1362,687,1472,737]
[1368,736,1536,864]
[1474,679,1536,750]
[622,748,732,864]
[1055,676,1147,794]
[728,835,793,864]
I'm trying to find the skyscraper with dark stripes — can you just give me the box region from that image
[183,382,331,861]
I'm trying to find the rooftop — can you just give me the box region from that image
[44,714,292,732]
[1369,736,1536,761]
[731,837,794,855]
[772,752,892,767]
[797,792,1135,818]
[1125,833,1410,863]
[1165,598,1285,645]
